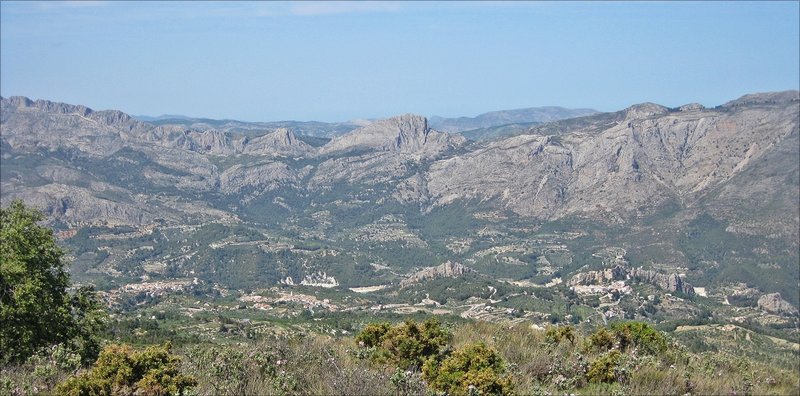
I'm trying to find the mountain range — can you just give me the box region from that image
[1,91,798,312]
[429,106,598,134]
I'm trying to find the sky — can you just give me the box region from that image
[1,1,798,122]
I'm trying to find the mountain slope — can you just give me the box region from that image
[1,91,798,309]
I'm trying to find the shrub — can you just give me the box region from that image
[182,343,298,395]
[423,342,514,396]
[545,325,575,345]
[55,343,196,395]
[587,350,621,384]
[610,322,667,355]
[356,318,451,369]
[585,327,614,352]
[355,322,390,348]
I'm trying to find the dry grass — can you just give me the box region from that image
[4,320,798,395]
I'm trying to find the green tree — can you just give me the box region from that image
[0,200,107,365]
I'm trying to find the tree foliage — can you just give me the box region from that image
[56,343,196,396]
[0,200,107,365]
[422,342,514,396]
[355,318,451,369]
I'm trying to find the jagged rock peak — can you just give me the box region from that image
[264,128,298,146]
[241,127,311,156]
[624,102,670,119]
[320,113,463,156]
[723,90,800,108]
[385,113,429,133]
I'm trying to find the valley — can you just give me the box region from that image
[2,92,797,347]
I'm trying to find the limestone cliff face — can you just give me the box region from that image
[319,114,465,157]
[568,266,627,286]
[2,183,159,226]
[757,293,798,315]
[242,128,312,156]
[0,96,312,158]
[629,268,695,295]
[399,261,473,288]
[219,161,312,195]
[423,91,799,228]
[568,265,695,295]
[0,96,146,156]
[1,92,797,244]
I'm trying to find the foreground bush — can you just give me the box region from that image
[355,318,451,369]
[182,343,298,395]
[4,317,795,395]
[423,342,514,396]
[56,343,196,395]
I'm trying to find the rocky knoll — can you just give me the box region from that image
[568,265,627,286]
[568,265,695,295]
[757,293,798,315]
[628,268,695,295]
[399,261,473,288]
[219,161,312,196]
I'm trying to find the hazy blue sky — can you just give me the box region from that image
[1,1,798,122]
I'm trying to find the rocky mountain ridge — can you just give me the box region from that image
[2,92,797,228]
[1,91,798,308]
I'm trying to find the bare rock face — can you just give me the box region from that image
[757,293,798,315]
[0,97,142,156]
[678,103,705,112]
[427,134,574,217]
[219,161,310,195]
[393,173,431,206]
[629,268,695,295]
[568,265,627,286]
[400,261,473,288]
[2,183,158,226]
[624,102,670,120]
[308,152,409,188]
[723,90,799,108]
[423,92,799,226]
[568,264,694,295]
[320,114,464,157]
[242,128,312,156]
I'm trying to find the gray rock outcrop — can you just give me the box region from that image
[757,293,798,315]
[629,268,695,295]
[568,265,627,286]
[568,264,695,295]
[319,114,465,157]
[400,261,473,288]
